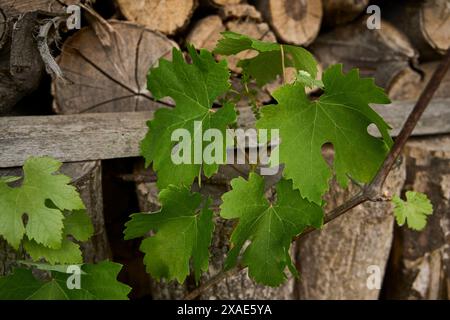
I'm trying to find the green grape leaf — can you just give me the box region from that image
[23,238,82,265]
[220,173,323,286]
[64,210,94,242]
[213,31,318,86]
[257,64,392,204]
[392,191,433,231]
[0,157,85,249]
[124,186,214,283]
[23,209,93,265]
[141,46,237,189]
[0,261,131,300]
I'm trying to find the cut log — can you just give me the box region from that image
[52,20,177,114]
[309,18,419,93]
[383,136,450,300]
[322,0,369,27]
[389,61,450,101]
[207,0,242,7]
[296,158,406,299]
[0,161,111,275]
[384,0,450,61]
[186,15,225,52]
[116,0,197,35]
[256,0,322,46]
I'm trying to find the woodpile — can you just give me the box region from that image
[0,0,449,300]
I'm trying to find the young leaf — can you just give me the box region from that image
[220,173,323,286]
[23,238,83,265]
[257,64,392,204]
[0,157,84,249]
[23,210,93,265]
[0,261,131,300]
[213,31,318,86]
[141,46,237,189]
[392,191,433,231]
[124,186,214,283]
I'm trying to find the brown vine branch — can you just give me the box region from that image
[184,50,450,300]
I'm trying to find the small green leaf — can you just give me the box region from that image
[213,31,318,86]
[220,173,323,286]
[124,186,214,283]
[392,191,433,231]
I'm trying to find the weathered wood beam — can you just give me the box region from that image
[0,99,449,168]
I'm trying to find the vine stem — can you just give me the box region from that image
[184,50,450,300]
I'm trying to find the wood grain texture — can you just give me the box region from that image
[0,99,449,168]
[116,0,197,35]
[0,0,65,15]
[52,20,177,114]
[257,0,322,46]
[296,160,406,299]
[322,0,369,27]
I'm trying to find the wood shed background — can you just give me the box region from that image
[0,0,449,300]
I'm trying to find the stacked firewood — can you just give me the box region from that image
[0,0,448,300]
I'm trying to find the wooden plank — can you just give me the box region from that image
[0,99,449,168]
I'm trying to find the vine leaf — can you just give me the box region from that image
[392,191,433,231]
[213,31,318,86]
[220,173,323,286]
[124,186,214,283]
[257,64,392,204]
[23,210,94,265]
[141,46,236,189]
[0,157,85,250]
[0,261,131,300]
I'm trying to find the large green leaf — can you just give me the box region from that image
[141,46,236,189]
[220,173,323,286]
[257,64,392,204]
[124,186,214,283]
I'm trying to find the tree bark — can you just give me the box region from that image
[309,17,420,94]
[0,161,111,275]
[52,20,177,114]
[383,136,450,300]
[116,0,198,35]
[384,0,450,61]
[0,0,65,16]
[322,0,369,27]
[0,12,44,115]
[256,0,322,46]
[295,156,406,299]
